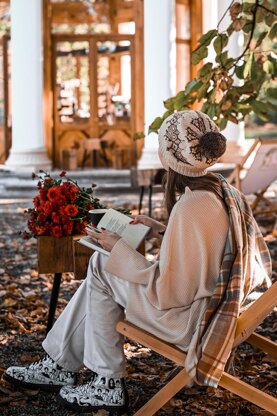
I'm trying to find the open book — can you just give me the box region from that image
[78,208,150,255]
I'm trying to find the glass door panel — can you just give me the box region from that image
[55,41,90,125]
[96,39,131,129]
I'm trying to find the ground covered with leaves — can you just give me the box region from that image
[0,201,276,416]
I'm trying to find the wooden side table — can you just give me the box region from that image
[37,235,88,332]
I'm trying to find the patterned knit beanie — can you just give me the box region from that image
[158,110,227,177]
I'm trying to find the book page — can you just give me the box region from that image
[97,208,150,249]
[98,209,130,234]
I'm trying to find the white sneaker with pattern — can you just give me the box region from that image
[4,354,77,392]
[58,371,128,414]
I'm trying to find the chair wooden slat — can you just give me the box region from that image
[219,372,277,415]
[117,279,277,415]
[233,281,277,348]
[117,321,186,365]
[246,332,277,358]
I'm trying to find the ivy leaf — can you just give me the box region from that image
[198,62,213,78]
[199,29,218,46]
[243,52,254,78]
[213,34,228,54]
[229,2,242,20]
[267,88,277,99]
[133,132,145,140]
[235,63,245,79]
[148,117,163,134]
[197,83,210,101]
[252,100,269,114]
[184,79,202,94]
[242,2,254,13]
[263,60,274,75]
[227,114,239,124]
[163,97,175,111]
[174,91,187,110]
[265,13,275,27]
[191,45,208,65]
[217,117,228,130]
[256,31,268,47]
[256,7,266,23]
[268,23,277,40]
[243,19,253,33]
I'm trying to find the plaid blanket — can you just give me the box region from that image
[185,175,272,387]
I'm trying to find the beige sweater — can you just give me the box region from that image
[105,187,229,349]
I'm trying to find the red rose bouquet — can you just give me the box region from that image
[22,170,104,239]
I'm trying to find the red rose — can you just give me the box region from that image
[74,221,87,235]
[36,225,48,235]
[63,221,74,236]
[48,186,61,202]
[52,212,61,224]
[39,188,48,201]
[50,225,63,238]
[64,204,79,217]
[37,212,48,223]
[43,201,53,215]
[33,195,41,209]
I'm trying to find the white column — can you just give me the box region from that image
[138,0,175,169]
[5,0,52,172]
[203,0,245,143]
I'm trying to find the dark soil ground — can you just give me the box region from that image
[0,199,276,416]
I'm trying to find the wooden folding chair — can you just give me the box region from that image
[228,138,277,215]
[117,281,277,416]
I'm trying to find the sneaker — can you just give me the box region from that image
[58,372,129,414]
[4,354,77,392]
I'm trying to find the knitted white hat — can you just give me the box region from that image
[158,110,227,177]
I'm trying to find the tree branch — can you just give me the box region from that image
[258,4,277,17]
[217,0,235,29]
[235,0,259,63]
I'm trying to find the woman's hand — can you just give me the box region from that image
[87,228,121,253]
[130,215,166,239]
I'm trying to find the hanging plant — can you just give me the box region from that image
[149,0,277,133]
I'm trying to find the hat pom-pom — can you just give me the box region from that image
[199,132,226,160]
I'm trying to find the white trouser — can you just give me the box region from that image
[42,252,130,378]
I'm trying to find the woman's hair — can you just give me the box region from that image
[163,168,223,215]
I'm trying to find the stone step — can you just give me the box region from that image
[0,168,141,199]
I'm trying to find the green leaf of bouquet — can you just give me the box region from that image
[191,45,208,65]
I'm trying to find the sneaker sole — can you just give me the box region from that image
[3,372,66,393]
[57,393,128,415]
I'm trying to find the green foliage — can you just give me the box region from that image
[149,0,277,134]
